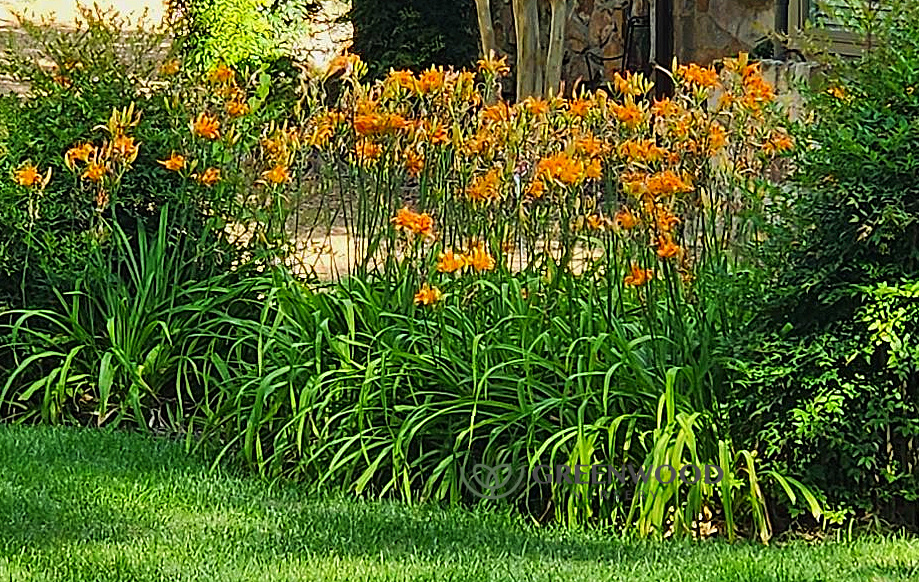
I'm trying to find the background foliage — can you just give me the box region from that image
[349,0,479,78]
[730,0,919,527]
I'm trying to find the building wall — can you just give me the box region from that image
[489,0,777,90]
[673,0,775,64]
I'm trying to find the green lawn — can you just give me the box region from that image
[0,426,916,581]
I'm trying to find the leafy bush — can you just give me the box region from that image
[173,0,320,67]
[730,0,919,526]
[349,0,479,78]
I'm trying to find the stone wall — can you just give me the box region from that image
[673,0,775,64]
[489,0,779,89]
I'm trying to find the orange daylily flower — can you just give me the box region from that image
[226,99,249,117]
[646,170,693,197]
[261,164,290,185]
[467,168,501,202]
[524,97,550,116]
[193,113,220,140]
[193,167,221,186]
[614,207,638,230]
[619,139,667,163]
[14,164,42,187]
[65,143,95,166]
[567,98,591,118]
[83,162,108,182]
[355,141,382,161]
[464,243,495,272]
[650,97,680,118]
[112,135,139,159]
[624,264,653,286]
[477,51,510,77]
[678,63,720,88]
[404,149,424,176]
[82,162,106,182]
[584,158,603,180]
[708,123,727,154]
[656,208,681,232]
[586,214,612,231]
[611,99,645,129]
[208,64,234,84]
[159,59,180,76]
[414,283,442,306]
[763,132,794,155]
[386,69,417,91]
[656,235,681,259]
[437,250,468,273]
[525,179,546,199]
[419,67,445,93]
[392,206,435,238]
[537,153,584,186]
[158,152,186,171]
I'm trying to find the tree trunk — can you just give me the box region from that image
[474,0,497,57]
[512,0,542,99]
[544,0,568,97]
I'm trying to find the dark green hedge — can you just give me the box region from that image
[349,0,479,78]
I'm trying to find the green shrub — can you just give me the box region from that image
[349,0,479,78]
[173,0,320,67]
[731,0,919,526]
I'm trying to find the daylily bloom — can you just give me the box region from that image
[14,164,42,187]
[414,283,442,306]
[437,250,467,274]
[193,113,220,140]
[392,206,434,238]
[193,167,221,186]
[82,163,106,182]
[261,164,290,185]
[464,244,495,272]
[624,264,653,286]
[158,152,186,171]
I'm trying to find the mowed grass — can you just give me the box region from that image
[0,426,916,582]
